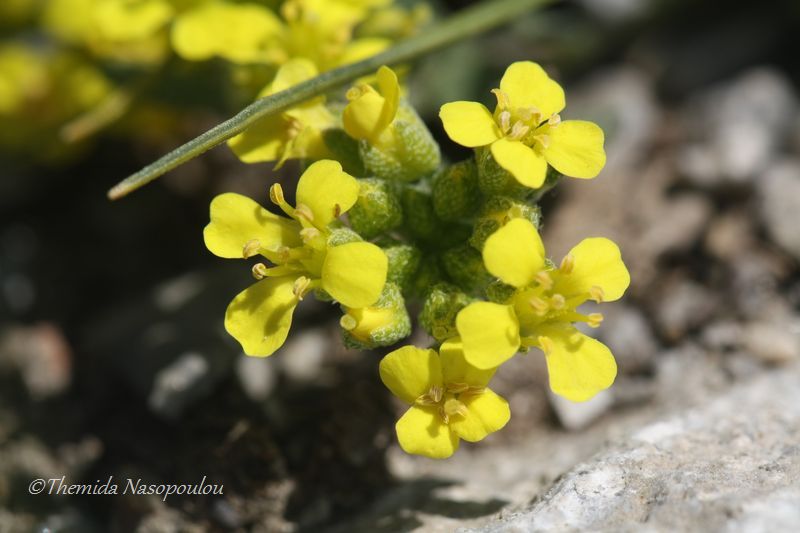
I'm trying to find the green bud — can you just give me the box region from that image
[475,146,528,197]
[348,178,403,239]
[486,279,517,304]
[401,186,440,242]
[432,159,481,222]
[359,102,441,182]
[470,196,542,250]
[340,283,411,349]
[322,128,365,176]
[418,283,471,341]
[327,224,363,247]
[382,241,422,292]
[409,254,444,298]
[441,244,493,295]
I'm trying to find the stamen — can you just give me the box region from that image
[292,276,312,300]
[587,313,604,328]
[300,227,321,244]
[251,263,268,280]
[269,184,295,218]
[339,314,357,331]
[550,293,566,310]
[499,110,512,134]
[590,285,605,303]
[548,113,561,126]
[509,121,530,140]
[535,271,553,290]
[333,203,342,218]
[559,254,575,274]
[294,203,315,223]
[439,406,449,425]
[242,239,261,259]
[444,398,468,418]
[461,386,486,397]
[446,382,469,394]
[529,296,549,315]
[428,385,443,403]
[491,88,510,110]
[538,336,555,355]
[534,134,550,149]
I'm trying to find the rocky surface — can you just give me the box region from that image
[471,363,800,533]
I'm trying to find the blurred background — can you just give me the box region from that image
[1,0,799,531]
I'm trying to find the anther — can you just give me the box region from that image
[242,239,261,259]
[292,276,312,300]
[269,183,285,205]
[294,203,315,223]
[509,121,530,140]
[444,398,468,418]
[550,293,566,310]
[300,227,321,245]
[499,110,511,133]
[491,88,510,110]
[559,254,575,274]
[339,314,357,331]
[529,296,549,315]
[548,113,561,126]
[534,134,550,149]
[251,263,269,280]
[587,313,604,328]
[590,285,605,303]
[439,407,449,425]
[446,382,469,394]
[535,271,554,289]
[538,336,555,355]
[428,385,443,403]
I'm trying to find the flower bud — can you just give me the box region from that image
[341,283,411,349]
[359,103,441,182]
[382,241,422,292]
[400,186,440,242]
[322,127,365,176]
[348,178,403,239]
[441,244,493,295]
[470,196,542,250]
[474,146,528,197]
[419,283,471,341]
[432,159,480,222]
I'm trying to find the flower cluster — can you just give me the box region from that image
[205,61,630,458]
[0,0,426,158]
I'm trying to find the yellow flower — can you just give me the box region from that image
[204,160,388,356]
[171,1,285,64]
[456,219,630,402]
[439,61,606,189]
[227,59,335,165]
[342,65,399,146]
[44,0,174,64]
[380,338,510,458]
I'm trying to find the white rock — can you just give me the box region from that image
[758,160,800,260]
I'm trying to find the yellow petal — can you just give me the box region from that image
[376,65,400,132]
[227,114,289,163]
[204,193,301,258]
[321,242,388,308]
[439,101,501,147]
[544,120,606,179]
[449,389,510,442]
[93,0,174,41]
[337,38,390,67]
[490,138,548,188]
[540,325,617,402]
[342,86,385,141]
[555,237,630,302]
[270,58,318,93]
[171,1,284,64]
[456,302,520,369]
[482,218,546,288]
[224,277,299,357]
[499,61,565,117]
[379,345,442,404]
[295,160,359,227]
[439,337,497,388]
[396,406,459,459]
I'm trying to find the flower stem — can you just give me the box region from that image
[107,0,555,200]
